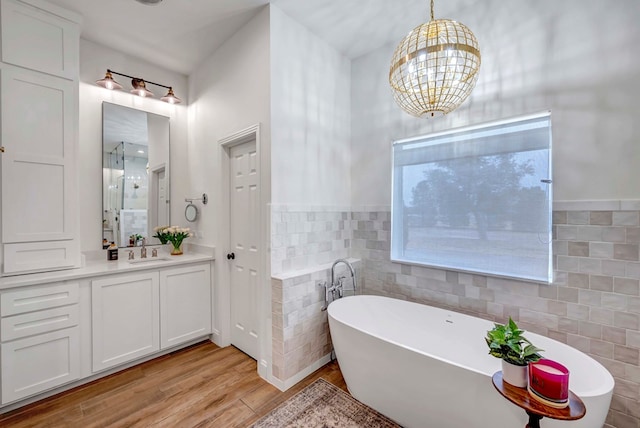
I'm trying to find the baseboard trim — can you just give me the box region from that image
[268,353,332,392]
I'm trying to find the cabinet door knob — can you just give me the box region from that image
[226,252,235,260]
[0,146,4,153]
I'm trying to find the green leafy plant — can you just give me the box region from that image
[485,317,543,366]
[153,226,170,244]
[153,226,192,250]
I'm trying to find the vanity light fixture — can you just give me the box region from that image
[96,69,182,104]
[160,87,181,104]
[96,70,123,91]
[389,0,481,117]
[131,78,154,98]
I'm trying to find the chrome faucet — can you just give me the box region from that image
[140,238,147,258]
[319,259,357,311]
[331,259,357,297]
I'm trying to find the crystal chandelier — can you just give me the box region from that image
[389,0,481,118]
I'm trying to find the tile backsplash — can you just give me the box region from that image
[271,205,639,427]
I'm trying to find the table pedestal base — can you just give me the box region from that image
[526,411,543,428]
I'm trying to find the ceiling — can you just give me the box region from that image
[46,0,479,75]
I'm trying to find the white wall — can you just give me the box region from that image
[187,7,271,249]
[78,39,189,252]
[351,0,640,207]
[186,7,271,371]
[270,6,351,207]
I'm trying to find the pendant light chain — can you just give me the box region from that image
[430,0,434,21]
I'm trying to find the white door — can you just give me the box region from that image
[148,165,168,241]
[229,140,259,359]
[157,170,168,227]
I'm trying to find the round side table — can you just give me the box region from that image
[492,371,586,428]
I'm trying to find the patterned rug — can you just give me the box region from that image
[251,378,401,428]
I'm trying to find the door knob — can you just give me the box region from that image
[227,252,235,260]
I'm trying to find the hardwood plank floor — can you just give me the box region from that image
[0,341,346,427]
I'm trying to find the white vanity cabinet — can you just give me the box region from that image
[91,272,160,372]
[0,281,81,404]
[0,258,214,408]
[92,262,212,373]
[160,263,212,349]
[0,0,81,276]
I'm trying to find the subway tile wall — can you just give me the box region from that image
[270,206,638,427]
[271,271,331,381]
[350,210,640,428]
[270,205,358,384]
[271,262,360,383]
[271,207,351,275]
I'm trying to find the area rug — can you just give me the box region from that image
[251,378,401,427]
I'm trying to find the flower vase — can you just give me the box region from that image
[170,243,183,255]
[502,360,528,388]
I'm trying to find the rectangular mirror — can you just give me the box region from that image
[102,102,170,248]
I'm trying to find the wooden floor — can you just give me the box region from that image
[0,341,347,427]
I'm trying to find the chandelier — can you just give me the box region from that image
[389,0,481,118]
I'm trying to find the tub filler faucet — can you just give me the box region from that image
[319,259,357,311]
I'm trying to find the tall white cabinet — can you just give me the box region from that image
[0,0,81,275]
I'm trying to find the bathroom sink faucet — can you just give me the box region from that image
[140,238,147,258]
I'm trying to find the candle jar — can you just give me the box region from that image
[528,359,570,408]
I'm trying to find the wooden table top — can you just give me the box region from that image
[492,371,586,421]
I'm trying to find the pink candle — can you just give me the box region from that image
[528,359,570,403]
[535,364,564,375]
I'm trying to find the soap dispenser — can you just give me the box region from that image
[107,242,118,260]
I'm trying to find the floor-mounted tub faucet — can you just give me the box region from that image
[320,259,357,311]
[331,258,356,298]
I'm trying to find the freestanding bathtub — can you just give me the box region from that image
[328,295,614,428]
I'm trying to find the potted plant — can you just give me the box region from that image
[155,226,193,255]
[153,226,170,244]
[485,317,543,387]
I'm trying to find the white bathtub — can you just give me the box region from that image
[328,295,614,428]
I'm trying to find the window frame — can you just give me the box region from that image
[390,112,553,284]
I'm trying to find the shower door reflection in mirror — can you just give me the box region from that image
[102,103,170,248]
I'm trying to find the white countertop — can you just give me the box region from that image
[0,246,215,290]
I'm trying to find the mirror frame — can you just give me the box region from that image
[185,203,198,222]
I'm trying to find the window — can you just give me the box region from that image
[391,113,552,283]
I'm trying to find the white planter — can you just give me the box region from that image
[502,360,528,388]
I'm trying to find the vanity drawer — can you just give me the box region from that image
[1,304,79,342]
[1,326,80,404]
[1,282,79,316]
